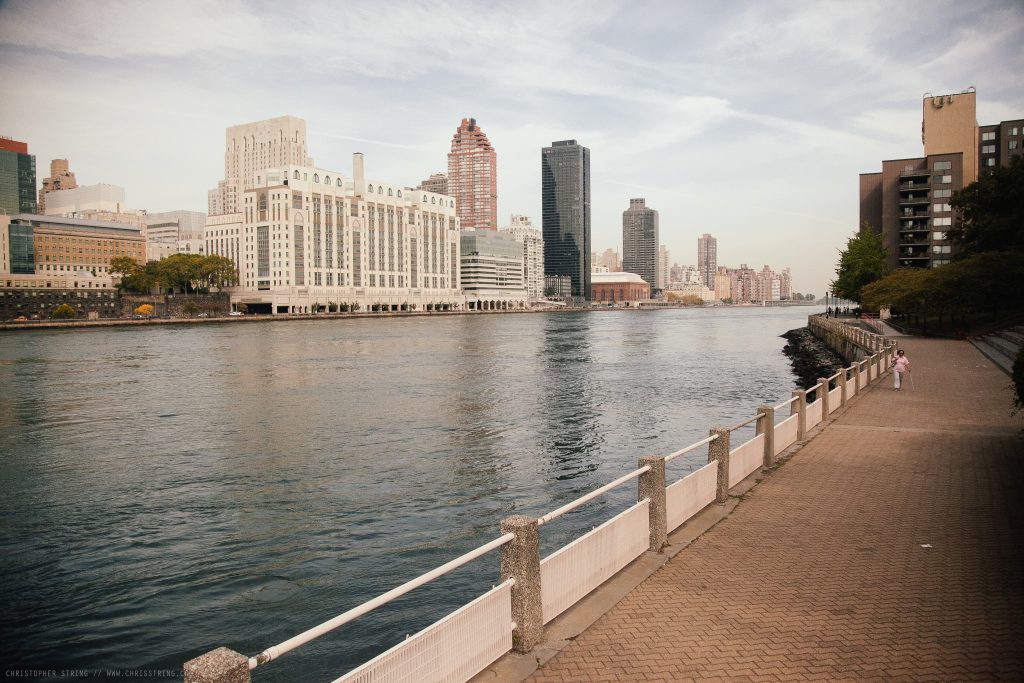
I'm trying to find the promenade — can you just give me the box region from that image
[515,337,1024,682]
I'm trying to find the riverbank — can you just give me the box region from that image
[781,326,846,389]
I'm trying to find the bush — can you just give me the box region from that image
[50,303,75,319]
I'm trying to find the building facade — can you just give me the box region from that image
[697,233,716,288]
[860,90,1022,270]
[621,198,659,292]
[38,159,78,214]
[658,245,670,291]
[0,137,37,216]
[591,272,650,303]
[542,139,591,300]
[208,115,312,216]
[460,230,526,310]
[503,214,544,301]
[417,172,449,196]
[447,118,497,231]
[45,183,127,216]
[232,153,464,314]
[594,248,620,272]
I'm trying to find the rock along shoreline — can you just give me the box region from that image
[781,327,847,389]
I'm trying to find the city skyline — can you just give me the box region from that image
[2,1,1022,295]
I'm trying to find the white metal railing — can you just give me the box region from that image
[773,395,799,411]
[537,466,650,526]
[664,434,719,463]
[248,532,515,669]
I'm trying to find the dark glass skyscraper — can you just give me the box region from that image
[542,140,590,300]
[622,198,659,291]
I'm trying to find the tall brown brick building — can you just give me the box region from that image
[447,118,497,231]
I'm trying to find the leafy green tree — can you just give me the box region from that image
[110,256,153,293]
[949,155,1024,256]
[831,225,889,304]
[50,303,75,319]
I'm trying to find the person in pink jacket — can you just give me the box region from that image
[891,349,910,391]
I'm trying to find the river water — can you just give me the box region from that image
[0,306,818,681]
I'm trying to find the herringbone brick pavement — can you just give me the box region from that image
[526,338,1024,682]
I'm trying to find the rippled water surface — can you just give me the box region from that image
[0,307,818,681]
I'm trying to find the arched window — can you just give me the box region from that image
[368,184,374,192]
[431,197,436,204]
[337,178,342,187]
[293,170,300,180]
[378,186,383,194]
[388,188,393,196]
[449,200,454,207]
[422,195,427,202]
[397,190,402,198]
[313,174,319,183]
[324,176,330,184]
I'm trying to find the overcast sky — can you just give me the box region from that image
[2,0,1022,295]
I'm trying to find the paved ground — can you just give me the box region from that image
[524,338,1024,682]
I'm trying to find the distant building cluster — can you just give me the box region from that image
[859,89,1023,270]
[3,107,816,317]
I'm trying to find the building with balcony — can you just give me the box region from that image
[502,215,544,301]
[697,233,717,288]
[448,118,497,230]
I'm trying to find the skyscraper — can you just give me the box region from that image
[697,233,717,288]
[542,140,591,300]
[447,118,497,230]
[621,198,659,290]
[0,137,37,216]
[39,159,77,214]
[208,115,312,216]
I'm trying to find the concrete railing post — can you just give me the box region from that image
[500,515,543,652]
[638,456,667,552]
[184,648,251,683]
[792,389,807,439]
[757,406,775,468]
[817,377,830,419]
[708,428,731,503]
[839,370,848,407]
[854,361,863,394]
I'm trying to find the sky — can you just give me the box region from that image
[1,0,1022,296]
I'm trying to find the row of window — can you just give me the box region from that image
[981,127,1020,141]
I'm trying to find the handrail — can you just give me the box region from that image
[664,434,719,464]
[248,532,516,669]
[772,395,799,411]
[827,371,842,382]
[537,466,650,526]
[726,413,761,432]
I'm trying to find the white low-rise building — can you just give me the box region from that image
[502,215,544,301]
[232,153,464,314]
[460,230,526,310]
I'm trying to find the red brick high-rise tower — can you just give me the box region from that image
[447,118,497,230]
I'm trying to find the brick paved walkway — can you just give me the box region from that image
[525,338,1024,682]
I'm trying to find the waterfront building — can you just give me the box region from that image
[697,233,716,288]
[658,245,670,291]
[621,198,659,293]
[666,281,716,303]
[0,137,37,215]
[208,115,312,216]
[232,153,463,314]
[38,159,78,214]
[417,172,449,196]
[145,210,209,261]
[542,139,591,300]
[860,90,1023,270]
[714,266,732,301]
[0,213,144,289]
[779,267,793,299]
[460,230,526,310]
[502,214,544,301]
[590,271,649,303]
[203,213,242,267]
[544,274,572,299]
[447,118,497,231]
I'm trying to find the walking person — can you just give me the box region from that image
[891,349,910,391]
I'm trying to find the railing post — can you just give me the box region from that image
[708,428,730,503]
[500,515,543,653]
[817,377,830,419]
[792,389,807,439]
[638,456,667,552]
[839,369,848,407]
[184,647,251,683]
[757,406,775,468]
[854,361,862,394]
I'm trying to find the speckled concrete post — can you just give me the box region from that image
[708,428,730,503]
[854,361,862,394]
[184,647,250,683]
[638,456,667,552]
[500,515,543,653]
[757,406,775,468]
[791,389,806,439]
[817,377,830,419]
[839,370,848,407]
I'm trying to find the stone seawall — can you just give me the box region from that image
[781,327,846,389]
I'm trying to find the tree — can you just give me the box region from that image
[50,303,75,319]
[110,256,152,293]
[831,225,889,304]
[134,304,154,317]
[949,155,1024,256]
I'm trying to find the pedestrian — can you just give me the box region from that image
[891,349,910,391]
